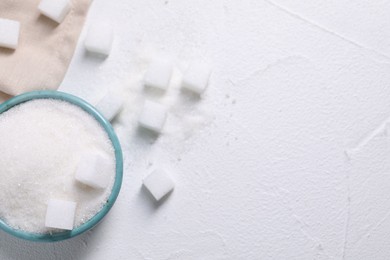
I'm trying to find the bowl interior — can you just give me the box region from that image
[0,90,123,242]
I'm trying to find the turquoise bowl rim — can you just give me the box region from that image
[0,90,123,242]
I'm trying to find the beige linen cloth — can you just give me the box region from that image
[0,0,90,99]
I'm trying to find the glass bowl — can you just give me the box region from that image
[0,90,123,242]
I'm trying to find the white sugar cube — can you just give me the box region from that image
[0,19,20,50]
[75,153,111,189]
[182,61,212,95]
[138,100,168,134]
[144,59,173,91]
[38,0,71,24]
[143,169,175,201]
[45,199,77,230]
[95,90,123,121]
[84,23,113,56]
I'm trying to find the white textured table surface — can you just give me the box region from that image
[2,0,390,259]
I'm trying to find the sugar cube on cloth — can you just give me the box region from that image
[143,169,175,201]
[0,0,90,96]
[0,18,20,50]
[45,199,77,230]
[38,0,71,24]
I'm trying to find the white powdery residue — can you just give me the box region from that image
[163,66,215,142]
[112,76,145,147]
[112,51,215,147]
[0,99,116,234]
[165,103,214,141]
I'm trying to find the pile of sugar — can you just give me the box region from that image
[0,99,116,234]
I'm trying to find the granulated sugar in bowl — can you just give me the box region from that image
[0,91,123,242]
